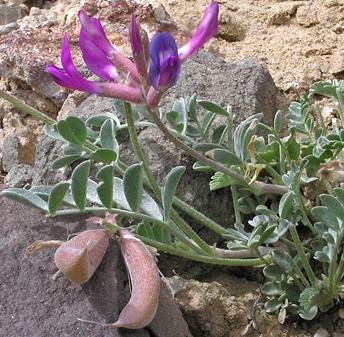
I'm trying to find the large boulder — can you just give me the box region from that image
[0,187,192,337]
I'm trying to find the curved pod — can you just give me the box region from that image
[110,228,160,329]
[54,229,109,285]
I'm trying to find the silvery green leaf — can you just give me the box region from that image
[96,165,114,209]
[48,182,70,215]
[279,191,294,219]
[264,298,282,313]
[123,163,143,212]
[100,119,118,152]
[198,100,229,116]
[205,149,243,166]
[112,177,163,220]
[71,160,91,211]
[261,282,282,296]
[1,188,48,211]
[52,154,81,169]
[57,116,87,145]
[162,166,186,221]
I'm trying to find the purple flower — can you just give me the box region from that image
[149,32,181,91]
[46,2,219,107]
[178,1,219,61]
[148,1,219,93]
[46,11,144,104]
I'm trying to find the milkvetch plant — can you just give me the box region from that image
[2,0,344,327]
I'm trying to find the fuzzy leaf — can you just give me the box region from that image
[96,165,114,209]
[48,182,70,215]
[57,116,87,145]
[123,163,143,212]
[162,166,185,221]
[71,160,91,211]
[1,188,48,211]
[52,155,81,169]
[198,100,229,116]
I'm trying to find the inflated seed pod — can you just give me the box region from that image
[54,229,109,285]
[107,228,160,329]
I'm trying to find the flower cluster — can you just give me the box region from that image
[46,2,219,107]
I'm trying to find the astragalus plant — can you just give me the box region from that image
[1,1,344,326]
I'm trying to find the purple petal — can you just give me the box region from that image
[149,32,181,91]
[79,28,119,81]
[46,65,100,93]
[78,10,116,57]
[178,1,219,61]
[128,15,148,81]
[46,35,101,94]
[129,14,143,55]
[101,83,144,104]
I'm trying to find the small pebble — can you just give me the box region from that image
[314,328,330,337]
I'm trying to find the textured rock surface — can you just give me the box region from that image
[164,51,277,126]
[0,189,192,337]
[4,163,33,186]
[168,275,311,337]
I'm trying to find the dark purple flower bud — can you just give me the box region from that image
[178,1,219,61]
[149,32,181,91]
[129,14,143,55]
[46,34,102,94]
[129,14,148,82]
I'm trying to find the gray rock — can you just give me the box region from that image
[33,135,69,185]
[0,4,27,25]
[0,190,193,337]
[0,21,19,35]
[4,163,33,187]
[58,94,118,121]
[164,51,277,126]
[2,133,19,172]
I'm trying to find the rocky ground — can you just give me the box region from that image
[1,0,344,336]
[162,0,344,109]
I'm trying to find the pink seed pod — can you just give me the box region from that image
[54,229,109,285]
[107,228,160,329]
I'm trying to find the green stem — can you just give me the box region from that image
[0,89,56,126]
[116,121,197,145]
[227,106,234,152]
[335,248,344,285]
[116,158,228,235]
[315,103,326,131]
[147,106,289,195]
[285,252,310,288]
[253,247,270,266]
[231,185,242,225]
[171,210,216,256]
[124,101,161,198]
[294,182,316,235]
[256,153,283,184]
[123,101,214,255]
[137,234,263,267]
[147,107,249,187]
[289,225,317,287]
[53,206,264,263]
[329,229,344,292]
[172,197,228,235]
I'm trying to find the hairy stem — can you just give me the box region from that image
[54,207,268,263]
[147,106,288,195]
[123,101,214,255]
[0,89,55,126]
[289,225,317,287]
